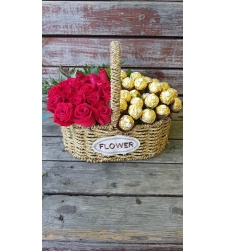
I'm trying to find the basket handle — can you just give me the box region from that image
[110,41,121,128]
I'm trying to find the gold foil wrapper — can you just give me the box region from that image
[155,104,170,116]
[134,77,148,90]
[121,70,127,79]
[128,104,143,120]
[142,92,149,100]
[144,94,159,108]
[119,115,134,131]
[170,97,182,112]
[151,78,159,83]
[130,72,142,81]
[168,88,178,98]
[143,76,152,83]
[130,97,144,108]
[141,109,156,124]
[122,77,134,89]
[161,82,170,91]
[148,82,162,94]
[160,90,175,105]
[120,99,128,112]
[120,90,132,102]
[130,89,140,98]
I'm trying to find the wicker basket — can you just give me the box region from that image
[61,41,171,163]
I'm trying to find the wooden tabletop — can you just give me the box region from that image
[42,95,183,251]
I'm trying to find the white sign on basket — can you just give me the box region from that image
[92,135,140,156]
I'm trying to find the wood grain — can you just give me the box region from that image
[42,67,183,94]
[42,1,183,36]
[42,195,183,243]
[42,240,183,251]
[42,38,183,68]
[42,137,183,163]
[42,161,182,195]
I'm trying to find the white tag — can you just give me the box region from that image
[92,135,140,156]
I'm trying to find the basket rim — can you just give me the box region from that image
[62,118,172,131]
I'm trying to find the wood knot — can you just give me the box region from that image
[139,14,145,21]
[57,205,77,214]
[136,198,142,204]
[171,206,183,216]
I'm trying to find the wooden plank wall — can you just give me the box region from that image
[42,0,183,95]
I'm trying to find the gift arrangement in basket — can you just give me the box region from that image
[45,41,182,163]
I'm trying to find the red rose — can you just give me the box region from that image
[59,78,75,86]
[75,73,85,81]
[47,95,64,113]
[86,91,100,105]
[58,79,74,99]
[88,73,100,85]
[54,102,74,126]
[99,83,111,103]
[95,105,112,125]
[82,76,92,85]
[47,85,62,98]
[92,100,107,109]
[98,68,109,82]
[78,83,97,96]
[73,103,96,127]
[70,93,86,107]
[70,80,82,92]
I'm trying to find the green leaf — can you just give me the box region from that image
[42,86,50,94]
[49,76,59,85]
[57,75,65,82]
[106,68,111,80]
[126,69,132,77]
[58,65,71,78]
[136,94,142,98]
[42,78,49,85]
[90,66,99,74]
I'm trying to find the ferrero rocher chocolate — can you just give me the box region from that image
[170,97,182,112]
[167,88,178,98]
[120,90,132,102]
[143,76,152,83]
[134,77,148,90]
[155,104,170,116]
[144,94,159,108]
[148,82,162,94]
[121,70,127,79]
[122,77,134,89]
[128,104,143,120]
[130,89,140,98]
[130,97,144,107]
[141,109,156,124]
[160,90,175,105]
[151,78,159,83]
[120,99,128,112]
[119,115,134,131]
[130,72,142,81]
[142,92,149,100]
[161,82,170,91]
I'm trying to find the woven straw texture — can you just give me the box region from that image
[61,41,172,163]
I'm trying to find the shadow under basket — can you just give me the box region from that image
[61,41,172,163]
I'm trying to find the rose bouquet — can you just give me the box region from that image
[46,67,112,127]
